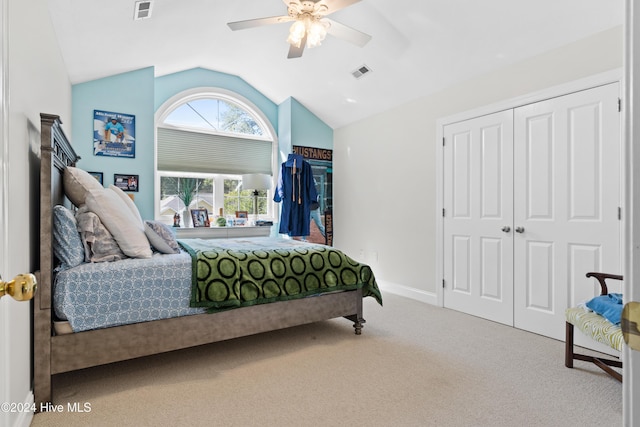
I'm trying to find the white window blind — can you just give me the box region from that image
[157,127,272,175]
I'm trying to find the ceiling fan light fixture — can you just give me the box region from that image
[287,17,328,50]
[287,20,307,48]
[306,20,328,48]
[230,0,368,59]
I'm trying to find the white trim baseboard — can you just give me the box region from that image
[15,392,34,427]
[5,391,34,427]
[377,280,438,306]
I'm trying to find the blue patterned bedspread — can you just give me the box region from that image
[54,238,382,332]
[54,252,204,332]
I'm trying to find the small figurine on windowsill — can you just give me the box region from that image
[173,213,181,227]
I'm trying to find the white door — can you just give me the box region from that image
[513,83,622,341]
[443,110,514,325]
[0,0,9,424]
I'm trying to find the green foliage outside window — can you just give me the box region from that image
[161,176,268,217]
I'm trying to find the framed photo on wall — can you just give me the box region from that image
[114,174,139,192]
[191,208,210,227]
[88,171,103,185]
[93,110,136,158]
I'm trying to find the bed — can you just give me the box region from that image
[34,113,382,406]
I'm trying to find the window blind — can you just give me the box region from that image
[157,127,272,175]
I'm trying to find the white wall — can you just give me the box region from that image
[333,26,623,302]
[3,0,70,425]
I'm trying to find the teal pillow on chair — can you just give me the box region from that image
[585,293,623,324]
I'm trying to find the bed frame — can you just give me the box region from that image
[34,113,366,406]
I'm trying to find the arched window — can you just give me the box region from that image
[155,88,276,225]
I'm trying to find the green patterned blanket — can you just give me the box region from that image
[178,237,383,312]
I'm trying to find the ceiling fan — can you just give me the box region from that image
[227,0,372,59]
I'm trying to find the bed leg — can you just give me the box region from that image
[33,305,52,409]
[353,318,366,335]
[353,287,365,335]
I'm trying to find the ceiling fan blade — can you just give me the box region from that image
[319,0,362,14]
[287,34,307,59]
[325,18,371,47]
[227,15,293,31]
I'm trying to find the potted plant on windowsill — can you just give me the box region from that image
[178,178,197,227]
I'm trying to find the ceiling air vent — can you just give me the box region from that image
[352,64,372,79]
[134,1,153,20]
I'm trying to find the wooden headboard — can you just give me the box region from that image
[38,113,78,311]
[35,113,79,402]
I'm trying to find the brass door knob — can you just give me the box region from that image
[622,302,640,351]
[0,273,37,301]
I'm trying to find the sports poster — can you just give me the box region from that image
[93,110,136,158]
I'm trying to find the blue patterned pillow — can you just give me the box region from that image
[144,220,180,254]
[52,205,85,270]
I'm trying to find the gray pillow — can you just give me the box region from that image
[52,205,85,270]
[144,220,180,254]
[75,206,127,263]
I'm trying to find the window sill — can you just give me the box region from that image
[175,225,271,239]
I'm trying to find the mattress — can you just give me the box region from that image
[54,251,204,332]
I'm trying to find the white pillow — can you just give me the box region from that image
[108,184,143,227]
[63,166,104,206]
[85,188,152,259]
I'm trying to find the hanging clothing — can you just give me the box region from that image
[274,153,317,237]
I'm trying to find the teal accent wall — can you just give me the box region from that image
[71,67,156,219]
[277,98,293,164]
[71,67,332,220]
[290,97,333,150]
[277,97,333,161]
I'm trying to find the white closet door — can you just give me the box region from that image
[443,110,514,325]
[513,83,622,341]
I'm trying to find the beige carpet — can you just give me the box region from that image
[31,293,622,427]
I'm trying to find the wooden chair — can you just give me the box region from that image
[565,272,623,382]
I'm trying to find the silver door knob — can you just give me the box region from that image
[515,227,525,233]
[501,226,511,233]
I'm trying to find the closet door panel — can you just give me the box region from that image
[443,110,514,325]
[513,83,621,341]
[569,105,600,220]
[525,240,554,312]
[452,131,472,218]
[525,113,554,220]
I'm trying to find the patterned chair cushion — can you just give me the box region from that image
[566,306,623,351]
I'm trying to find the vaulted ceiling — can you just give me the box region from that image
[47,0,623,129]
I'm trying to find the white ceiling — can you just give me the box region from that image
[47,0,623,129]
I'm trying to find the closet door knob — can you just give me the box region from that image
[501,226,511,233]
[515,227,525,233]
